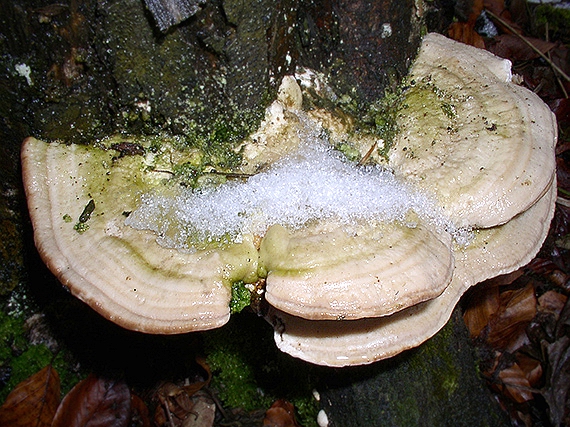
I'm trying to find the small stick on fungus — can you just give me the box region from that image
[357,141,378,167]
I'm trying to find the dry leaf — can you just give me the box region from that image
[0,365,60,427]
[487,283,537,352]
[498,363,534,403]
[131,394,152,427]
[464,283,500,338]
[182,392,216,427]
[447,22,485,49]
[538,291,567,317]
[181,357,212,397]
[483,0,522,34]
[51,374,131,427]
[263,400,300,427]
[542,335,570,427]
[486,34,556,61]
[516,353,543,388]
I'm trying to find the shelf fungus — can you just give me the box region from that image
[22,33,557,366]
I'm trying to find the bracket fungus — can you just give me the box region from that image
[22,33,557,366]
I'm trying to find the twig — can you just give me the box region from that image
[209,170,254,179]
[485,8,570,83]
[357,141,378,167]
[556,196,570,208]
[546,21,568,98]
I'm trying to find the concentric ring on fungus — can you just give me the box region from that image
[21,33,557,366]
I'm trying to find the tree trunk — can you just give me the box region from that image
[318,310,510,427]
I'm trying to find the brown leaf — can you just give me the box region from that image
[130,394,152,427]
[447,22,486,49]
[182,392,216,427]
[516,353,543,388]
[181,357,212,397]
[52,374,131,427]
[542,335,570,427]
[483,0,522,34]
[486,34,556,62]
[263,400,300,427]
[538,291,567,317]
[487,283,537,352]
[464,283,500,338]
[0,365,60,427]
[498,362,534,403]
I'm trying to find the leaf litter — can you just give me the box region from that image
[3,1,570,426]
[454,0,570,425]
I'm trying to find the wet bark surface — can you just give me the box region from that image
[319,310,510,427]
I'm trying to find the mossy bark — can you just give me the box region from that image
[318,310,510,427]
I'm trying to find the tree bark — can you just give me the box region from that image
[318,310,510,427]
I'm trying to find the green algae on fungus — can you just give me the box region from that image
[21,136,259,334]
[20,34,558,368]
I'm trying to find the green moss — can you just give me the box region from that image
[203,314,319,426]
[229,281,252,314]
[411,320,460,401]
[393,394,421,426]
[0,307,82,402]
[0,311,27,362]
[204,316,274,411]
[534,5,570,42]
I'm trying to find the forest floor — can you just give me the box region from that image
[1,1,570,426]
[449,1,570,426]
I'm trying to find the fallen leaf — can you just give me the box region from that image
[542,335,570,427]
[182,392,216,427]
[448,22,486,48]
[486,34,556,61]
[130,394,152,427]
[182,357,212,397]
[516,353,543,388]
[551,98,570,127]
[263,400,300,427]
[538,290,567,317]
[0,365,60,427]
[487,283,537,352]
[51,374,131,427]
[463,283,500,338]
[483,0,522,34]
[498,362,535,403]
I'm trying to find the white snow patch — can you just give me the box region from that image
[126,116,459,250]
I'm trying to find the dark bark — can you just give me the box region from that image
[318,310,510,427]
